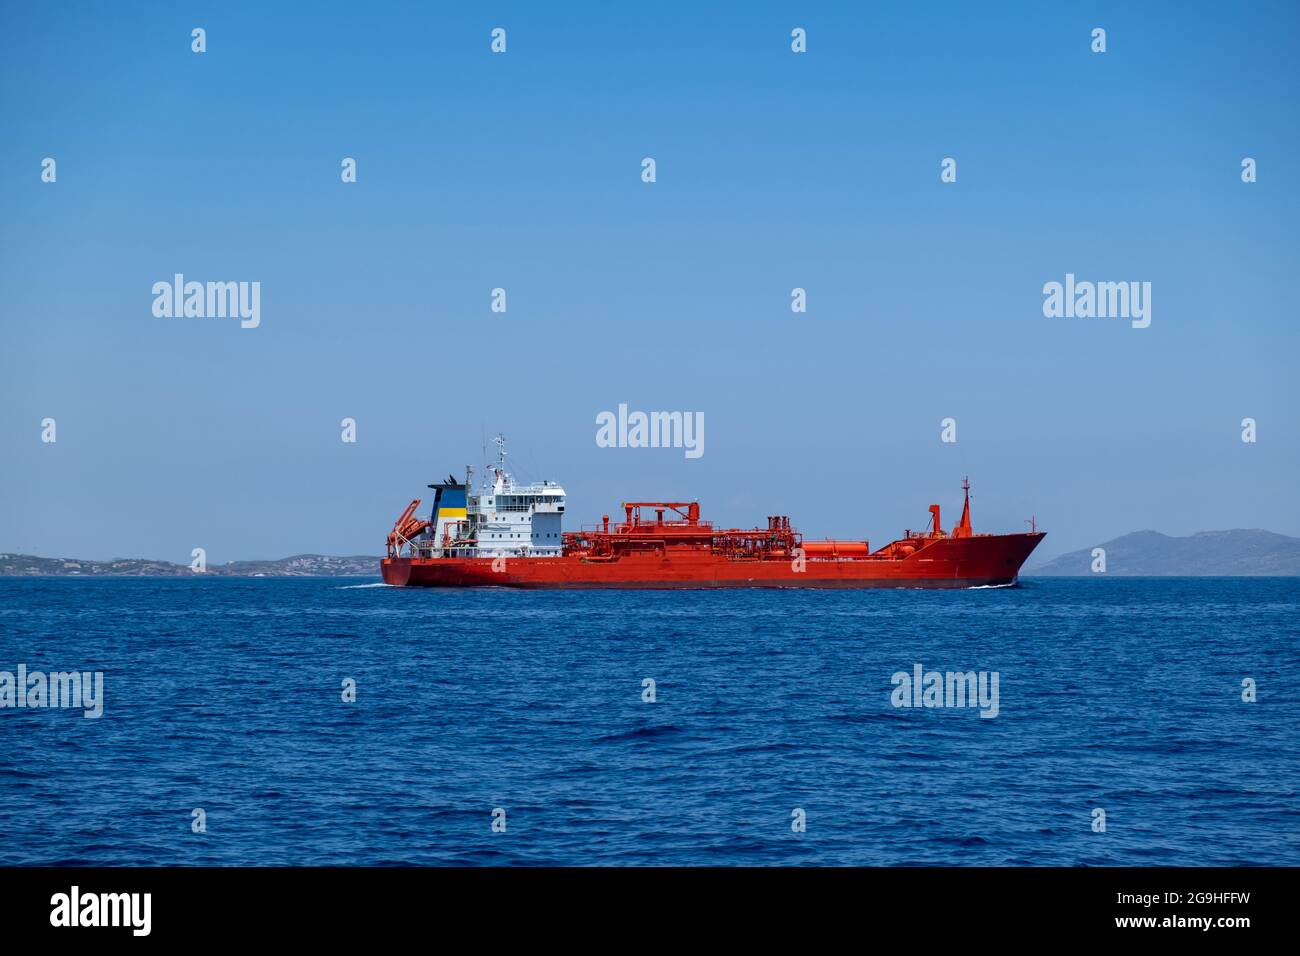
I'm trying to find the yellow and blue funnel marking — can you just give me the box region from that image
[429,482,467,525]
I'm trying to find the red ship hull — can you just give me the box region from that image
[381,531,1046,589]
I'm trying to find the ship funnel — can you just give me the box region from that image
[427,478,469,549]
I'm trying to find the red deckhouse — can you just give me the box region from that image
[380,436,1044,589]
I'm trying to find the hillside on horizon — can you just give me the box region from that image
[0,553,380,577]
[1027,529,1300,576]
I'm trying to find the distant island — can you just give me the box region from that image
[5,530,1300,577]
[1027,529,1300,576]
[0,554,380,577]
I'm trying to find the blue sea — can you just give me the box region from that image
[1,577,1296,866]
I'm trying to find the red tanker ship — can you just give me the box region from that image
[380,436,1045,589]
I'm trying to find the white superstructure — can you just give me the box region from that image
[420,435,566,558]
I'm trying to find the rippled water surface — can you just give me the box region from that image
[1,576,1296,865]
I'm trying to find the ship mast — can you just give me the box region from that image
[490,433,509,492]
[953,476,973,538]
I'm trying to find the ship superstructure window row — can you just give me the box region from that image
[495,494,563,512]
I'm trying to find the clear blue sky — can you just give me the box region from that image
[2,1,1297,563]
